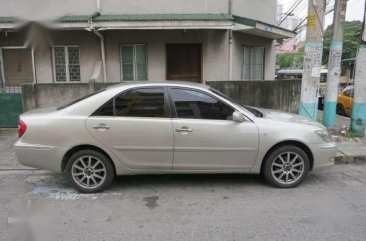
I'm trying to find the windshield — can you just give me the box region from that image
[209,88,263,118]
[57,89,106,110]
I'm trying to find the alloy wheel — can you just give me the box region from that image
[71,155,107,189]
[271,151,305,185]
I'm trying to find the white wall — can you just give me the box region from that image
[35,31,101,83]
[0,0,276,24]
[104,29,228,82]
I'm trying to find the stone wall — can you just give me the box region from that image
[21,80,301,113]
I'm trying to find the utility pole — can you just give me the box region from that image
[299,0,326,120]
[323,0,348,127]
[351,1,366,135]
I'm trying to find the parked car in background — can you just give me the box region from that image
[337,85,354,116]
[15,82,337,193]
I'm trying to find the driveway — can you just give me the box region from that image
[1,129,366,241]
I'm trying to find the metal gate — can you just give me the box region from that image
[0,84,23,128]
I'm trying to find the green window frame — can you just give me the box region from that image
[120,44,148,81]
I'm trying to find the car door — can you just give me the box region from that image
[343,88,354,116]
[86,87,174,170]
[168,87,259,170]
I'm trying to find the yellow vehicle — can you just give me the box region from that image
[337,86,354,116]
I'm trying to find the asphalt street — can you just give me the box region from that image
[1,129,366,241]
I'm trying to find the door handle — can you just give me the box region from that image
[175,127,193,133]
[93,123,111,130]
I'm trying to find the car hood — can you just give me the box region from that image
[254,107,325,129]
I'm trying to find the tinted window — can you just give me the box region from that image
[343,89,353,97]
[94,100,114,116]
[114,88,165,117]
[170,88,234,120]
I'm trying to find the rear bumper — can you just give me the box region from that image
[310,142,337,170]
[14,140,66,173]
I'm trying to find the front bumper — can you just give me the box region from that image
[310,142,337,170]
[14,140,66,173]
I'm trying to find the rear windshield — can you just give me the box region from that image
[57,89,106,110]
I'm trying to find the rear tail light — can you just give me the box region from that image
[18,118,27,138]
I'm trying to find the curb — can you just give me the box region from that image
[334,153,366,164]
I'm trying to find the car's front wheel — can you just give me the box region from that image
[65,150,115,193]
[262,145,310,188]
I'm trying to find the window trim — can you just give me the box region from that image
[241,46,265,80]
[52,45,81,82]
[120,44,148,81]
[92,86,170,118]
[167,87,235,121]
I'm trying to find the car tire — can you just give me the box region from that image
[262,145,310,188]
[65,149,115,193]
[336,104,345,116]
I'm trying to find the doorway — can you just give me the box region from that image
[166,44,202,83]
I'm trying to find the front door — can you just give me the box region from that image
[86,87,174,170]
[166,44,202,82]
[169,87,259,170]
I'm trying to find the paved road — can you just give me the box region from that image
[1,129,366,241]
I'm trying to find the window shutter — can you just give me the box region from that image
[121,46,134,81]
[67,47,81,82]
[135,45,147,80]
[54,47,67,82]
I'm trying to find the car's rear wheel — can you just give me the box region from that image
[65,150,114,193]
[262,145,310,188]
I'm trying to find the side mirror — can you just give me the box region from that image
[232,111,246,123]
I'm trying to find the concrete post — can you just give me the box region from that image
[351,2,366,135]
[299,0,326,120]
[323,0,348,127]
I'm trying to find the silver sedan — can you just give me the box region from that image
[15,82,337,192]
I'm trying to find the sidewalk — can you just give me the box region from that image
[317,110,366,164]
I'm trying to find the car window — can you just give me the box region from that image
[93,88,166,117]
[114,88,165,117]
[170,88,234,120]
[343,89,353,97]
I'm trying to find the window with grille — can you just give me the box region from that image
[53,46,81,82]
[120,44,147,81]
[242,46,264,80]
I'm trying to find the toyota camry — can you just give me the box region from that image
[15,82,337,193]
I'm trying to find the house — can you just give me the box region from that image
[0,0,294,87]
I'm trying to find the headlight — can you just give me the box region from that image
[315,130,332,142]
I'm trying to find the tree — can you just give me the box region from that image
[322,21,362,65]
[276,47,304,69]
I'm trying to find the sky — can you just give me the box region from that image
[278,0,365,29]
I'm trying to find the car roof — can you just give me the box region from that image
[106,81,210,91]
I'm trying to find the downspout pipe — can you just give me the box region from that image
[87,11,106,82]
[93,30,107,82]
[228,0,233,80]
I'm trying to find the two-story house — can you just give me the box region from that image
[0,0,294,87]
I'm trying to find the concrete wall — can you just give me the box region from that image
[21,79,301,113]
[21,81,116,111]
[207,79,302,113]
[0,0,276,24]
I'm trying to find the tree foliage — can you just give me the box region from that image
[322,21,362,65]
[276,48,304,69]
[276,21,362,69]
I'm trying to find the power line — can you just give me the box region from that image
[277,0,304,26]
